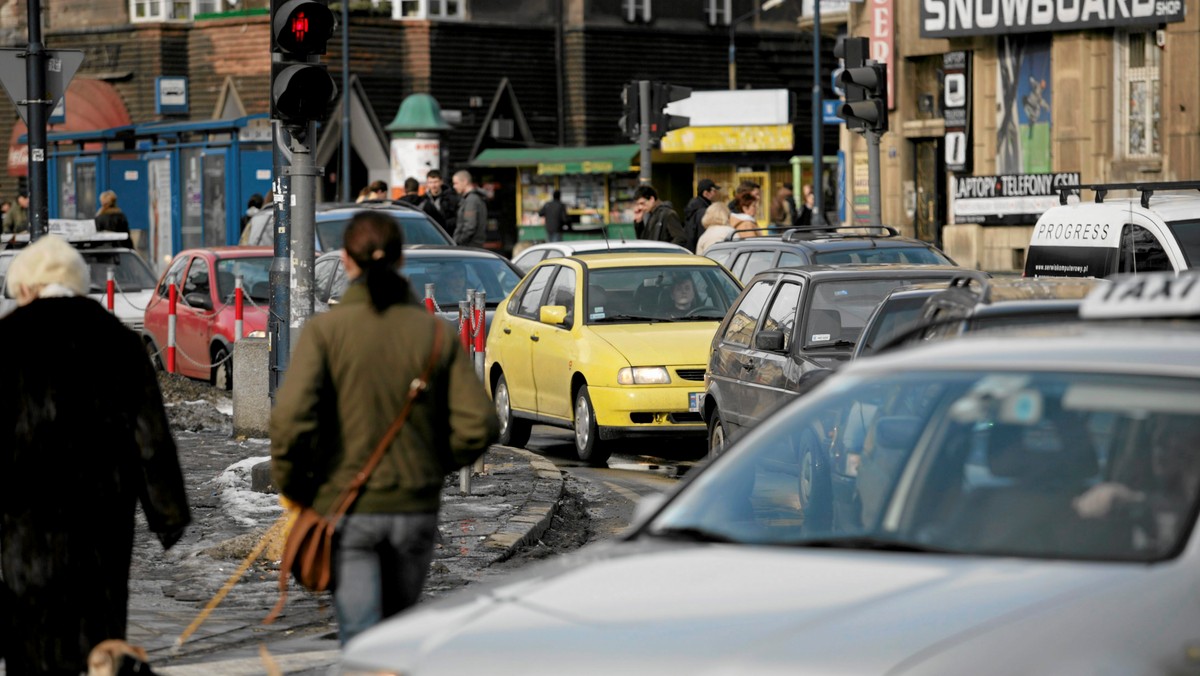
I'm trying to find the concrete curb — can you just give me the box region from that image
[480,445,565,562]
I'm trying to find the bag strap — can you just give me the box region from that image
[325,320,444,520]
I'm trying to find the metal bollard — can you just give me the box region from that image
[458,300,471,350]
[424,283,436,314]
[234,275,244,342]
[472,290,486,382]
[460,464,472,495]
[105,268,115,312]
[167,283,177,373]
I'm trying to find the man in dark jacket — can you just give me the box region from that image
[633,184,688,248]
[452,170,488,248]
[399,177,445,225]
[538,190,570,243]
[422,169,459,238]
[684,178,720,252]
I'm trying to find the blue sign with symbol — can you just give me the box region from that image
[823,100,842,125]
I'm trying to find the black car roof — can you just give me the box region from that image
[752,263,966,282]
[707,225,940,252]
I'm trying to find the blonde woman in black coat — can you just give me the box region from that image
[0,235,189,675]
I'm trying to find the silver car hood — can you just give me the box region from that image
[343,540,1178,675]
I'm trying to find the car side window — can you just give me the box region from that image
[1119,224,1173,273]
[182,258,212,304]
[741,251,778,281]
[729,253,751,280]
[722,280,773,348]
[314,257,336,303]
[516,266,556,318]
[777,252,805,267]
[758,282,802,352]
[707,248,735,268]
[514,250,546,273]
[156,256,189,298]
[546,267,577,328]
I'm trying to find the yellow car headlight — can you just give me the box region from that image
[617,366,672,385]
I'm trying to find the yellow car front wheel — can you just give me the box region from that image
[573,385,611,466]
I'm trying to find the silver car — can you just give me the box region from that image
[341,272,1200,675]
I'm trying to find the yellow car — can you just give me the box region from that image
[485,253,743,464]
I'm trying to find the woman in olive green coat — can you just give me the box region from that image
[271,211,498,644]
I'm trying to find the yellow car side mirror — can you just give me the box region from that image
[540,305,568,326]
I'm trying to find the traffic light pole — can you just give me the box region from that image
[810,0,824,227]
[866,129,882,227]
[24,0,48,240]
[269,120,291,401]
[288,121,318,339]
[638,79,651,184]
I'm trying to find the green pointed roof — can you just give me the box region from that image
[386,93,452,132]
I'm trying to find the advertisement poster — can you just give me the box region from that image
[952,172,1079,224]
[852,153,871,226]
[996,35,1052,174]
[390,138,440,197]
[148,158,173,271]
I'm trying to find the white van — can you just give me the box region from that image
[1024,184,1200,277]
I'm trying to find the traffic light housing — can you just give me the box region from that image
[649,82,690,142]
[270,0,338,129]
[838,62,888,133]
[618,81,640,140]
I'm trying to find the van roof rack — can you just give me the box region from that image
[1056,181,1200,208]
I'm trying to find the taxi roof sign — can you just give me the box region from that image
[1080,272,1200,320]
[2,219,128,248]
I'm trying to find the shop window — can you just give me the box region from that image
[1119,30,1161,159]
[622,0,652,23]
[397,0,465,20]
[705,0,731,25]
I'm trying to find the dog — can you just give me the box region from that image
[86,639,157,676]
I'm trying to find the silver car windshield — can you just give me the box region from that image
[648,370,1200,562]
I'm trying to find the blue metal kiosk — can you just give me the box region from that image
[28,114,272,271]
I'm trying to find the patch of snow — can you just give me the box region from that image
[215,401,233,416]
[183,399,210,406]
[212,455,283,527]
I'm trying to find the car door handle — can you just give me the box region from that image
[530,335,539,342]
[503,327,512,334]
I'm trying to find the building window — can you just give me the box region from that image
[705,0,731,25]
[131,0,165,20]
[622,0,651,23]
[129,0,216,21]
[1121,30,1161,158]
[396,0,465,20]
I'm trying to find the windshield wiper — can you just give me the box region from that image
[645,526,738,543]
[794,535,954,554]
[593,314,670,323]
[807,340,857,349]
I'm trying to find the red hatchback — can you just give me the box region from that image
[143,247,271,389]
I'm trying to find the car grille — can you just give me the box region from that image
[675,369,706,381]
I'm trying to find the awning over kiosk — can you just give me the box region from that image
[472,144,639,175]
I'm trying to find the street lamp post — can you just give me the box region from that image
[728,0,785,90]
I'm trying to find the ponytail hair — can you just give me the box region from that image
[343,210,406,312]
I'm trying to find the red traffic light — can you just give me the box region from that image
[272,0,335,55]
[291,12,309,43]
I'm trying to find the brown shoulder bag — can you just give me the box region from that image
[265,321,444,624]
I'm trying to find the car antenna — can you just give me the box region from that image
[602,223,613,249]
